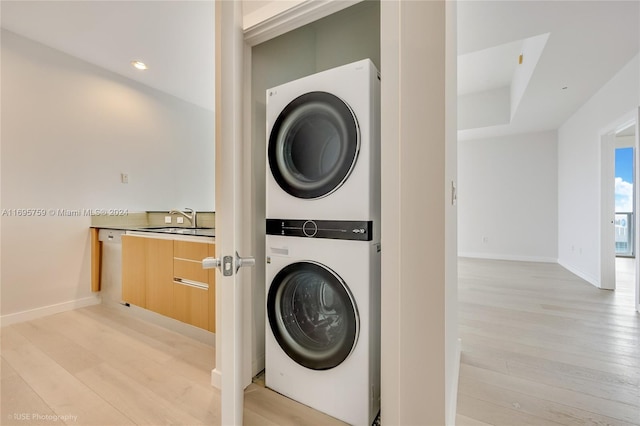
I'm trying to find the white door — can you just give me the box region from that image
[210,1,252,424]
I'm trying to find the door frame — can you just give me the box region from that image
[215,2,370,424]
[636,108,639,313]
[222,2,455,425]
[237,0,367,385]
[599,108,639,310]
[614,132,637,258]
[600,132,616,290]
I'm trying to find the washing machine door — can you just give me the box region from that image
[267,261,359,370]
[268,91,360,199]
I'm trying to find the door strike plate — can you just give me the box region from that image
[223,256,233,276]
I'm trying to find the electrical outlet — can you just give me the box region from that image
[482,236,489,244]
[121,173,129,184]
[164,216,172,224]
[176,217,184,224]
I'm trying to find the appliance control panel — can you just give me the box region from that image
[266,219,373,241]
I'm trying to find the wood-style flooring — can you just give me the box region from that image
[2,258,638,425]
[0,304,345,426]
[456,257,640,426]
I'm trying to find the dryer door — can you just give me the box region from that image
[268,91,360,199]
[267,261,359,370]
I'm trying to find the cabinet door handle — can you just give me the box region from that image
[174,277,208,290]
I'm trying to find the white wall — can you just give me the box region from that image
[458,87,510,130]
[1,30,214,320]
[558,54,639,286]
[458,130,558,262]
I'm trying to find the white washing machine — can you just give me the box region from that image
[266,59,380,234]
[265,232,381,426]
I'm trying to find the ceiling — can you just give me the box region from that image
[1,1,638,137]
[0,1,215,111]
[458,0,639,140]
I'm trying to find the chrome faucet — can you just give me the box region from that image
[170,208,197,228]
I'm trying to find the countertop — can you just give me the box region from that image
[92,225,215,238]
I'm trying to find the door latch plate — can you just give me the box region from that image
[222,255,233,276]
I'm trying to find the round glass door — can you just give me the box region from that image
[268,91,360,199]
[267,261,359,370]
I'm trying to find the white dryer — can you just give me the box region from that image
[265,231,380,426]
[266,59,380,229]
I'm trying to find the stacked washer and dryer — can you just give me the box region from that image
[265,59,381,426]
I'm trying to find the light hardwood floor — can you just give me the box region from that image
[1,304,346,426]
[456,257,640,426]
[2,259,637,425]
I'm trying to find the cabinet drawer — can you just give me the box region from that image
[173,283,208,330]
[174,240,210,260]
[174,258,209,284]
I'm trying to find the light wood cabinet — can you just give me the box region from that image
[122,235,173,315]
[122,235,148,308]
[122,235,215,332]
[145,238,174,317]
[173,282,209,330]
[173,240,216,332]
[90,228,101,292]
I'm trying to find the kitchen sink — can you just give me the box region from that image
[141,226,215,236]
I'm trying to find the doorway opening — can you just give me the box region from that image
[614,145,635,258]
[601,113,638,310]
[614,126,637,302]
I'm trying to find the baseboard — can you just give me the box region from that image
[211,368,222,389]
[103,300,216,347]
[458,252,558,263]
[210,353,262,390]
[557,259,600,288]
[0,295,101,327]
[447,338,462,426]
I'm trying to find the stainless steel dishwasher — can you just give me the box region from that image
[98,229,126,305]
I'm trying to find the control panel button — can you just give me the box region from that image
[302,220,318,237]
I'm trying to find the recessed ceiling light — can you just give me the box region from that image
[131,60,148,70]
